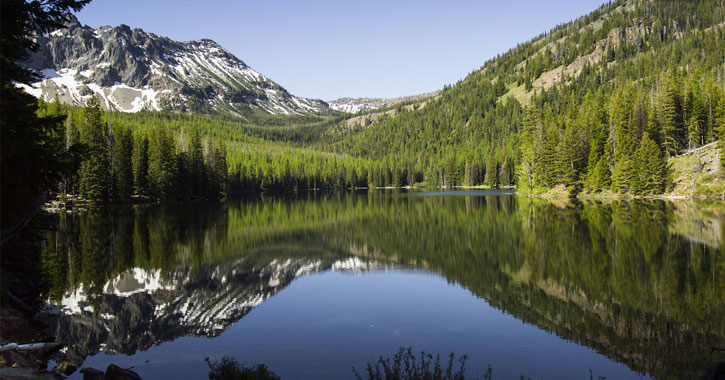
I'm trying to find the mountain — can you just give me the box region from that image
[330,0,725,194]
[19,15,330,116]
[328,91,439,114]
[12,1,725,200]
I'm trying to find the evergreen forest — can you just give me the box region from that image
[5,0,725,215]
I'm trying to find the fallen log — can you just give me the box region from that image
[0,342,63,352]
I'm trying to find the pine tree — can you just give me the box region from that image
[215,142,227,196]
[78,96,110,200]
[646,93,662,146]
[189,129,205,196]
[704,75,723,145]
[609,87,636,161]
[558,120,584,189]
[132,135,149,195]
[205,140,227,198]
[685,72,706,149]
[110,125,133,200]
[611,156,635,193]
[588,156,611,192]
[636,132,666,194]
[500,157,514,187]
[539,120,560,187]
[517,106,540,193]
[715,93,725,171]
[660,69,683,156]
[484,154,499,188]
[583,92,609,192]
[148,129,178,200]
[176,150,192,200]
[607,87,640,193]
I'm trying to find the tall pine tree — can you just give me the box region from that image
[132,135,149,195]
[635,132,666,194]
[148,129,178,200]
[78,96,110,200]
[111,125,133,200]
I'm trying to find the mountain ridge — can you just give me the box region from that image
[328,91,439,114]
[19,15,331,116]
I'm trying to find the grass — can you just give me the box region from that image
[352,347,472,380]
[206,349,611,380]
[206,356,280,380]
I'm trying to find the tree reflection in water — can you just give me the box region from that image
[38,192,724,380]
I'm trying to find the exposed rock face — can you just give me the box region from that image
[668,141,724,196]
[20,15,330,115]
[328,91,438,113]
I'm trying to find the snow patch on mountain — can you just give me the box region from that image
[328,92,439,114]
[18,68,165,112]
[22,15,330,116]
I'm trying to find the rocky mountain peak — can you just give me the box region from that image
[19,15,330,115]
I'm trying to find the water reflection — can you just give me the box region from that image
[38,192,725,379]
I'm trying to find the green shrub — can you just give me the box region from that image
[351,347,483,380]
[206,356,280,380]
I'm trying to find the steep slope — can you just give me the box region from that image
[329,0,725,194]
[668,142,725,197]
[19,15,329,116]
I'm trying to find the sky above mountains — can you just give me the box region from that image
[75,0,605,100]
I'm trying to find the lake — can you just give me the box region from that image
[33,190,724,379]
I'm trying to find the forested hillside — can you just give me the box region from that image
[15,0,725,206]
[328,0,725,194]
[37,96,378,202]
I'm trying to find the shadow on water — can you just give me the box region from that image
[18,192,725,379]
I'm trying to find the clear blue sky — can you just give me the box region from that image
[75,0,606,100]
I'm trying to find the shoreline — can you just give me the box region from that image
[518,191,725,202]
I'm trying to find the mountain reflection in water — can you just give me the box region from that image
[36,191,724,380]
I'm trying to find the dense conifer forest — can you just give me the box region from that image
[331,0,725,194]
[6,0,725,209]
[3,2,725,378]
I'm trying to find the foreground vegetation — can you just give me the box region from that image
[207,357,280,380]
[352,348,477,380]
[205,348,483,380]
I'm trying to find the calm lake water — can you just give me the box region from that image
[34,191,724,380]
